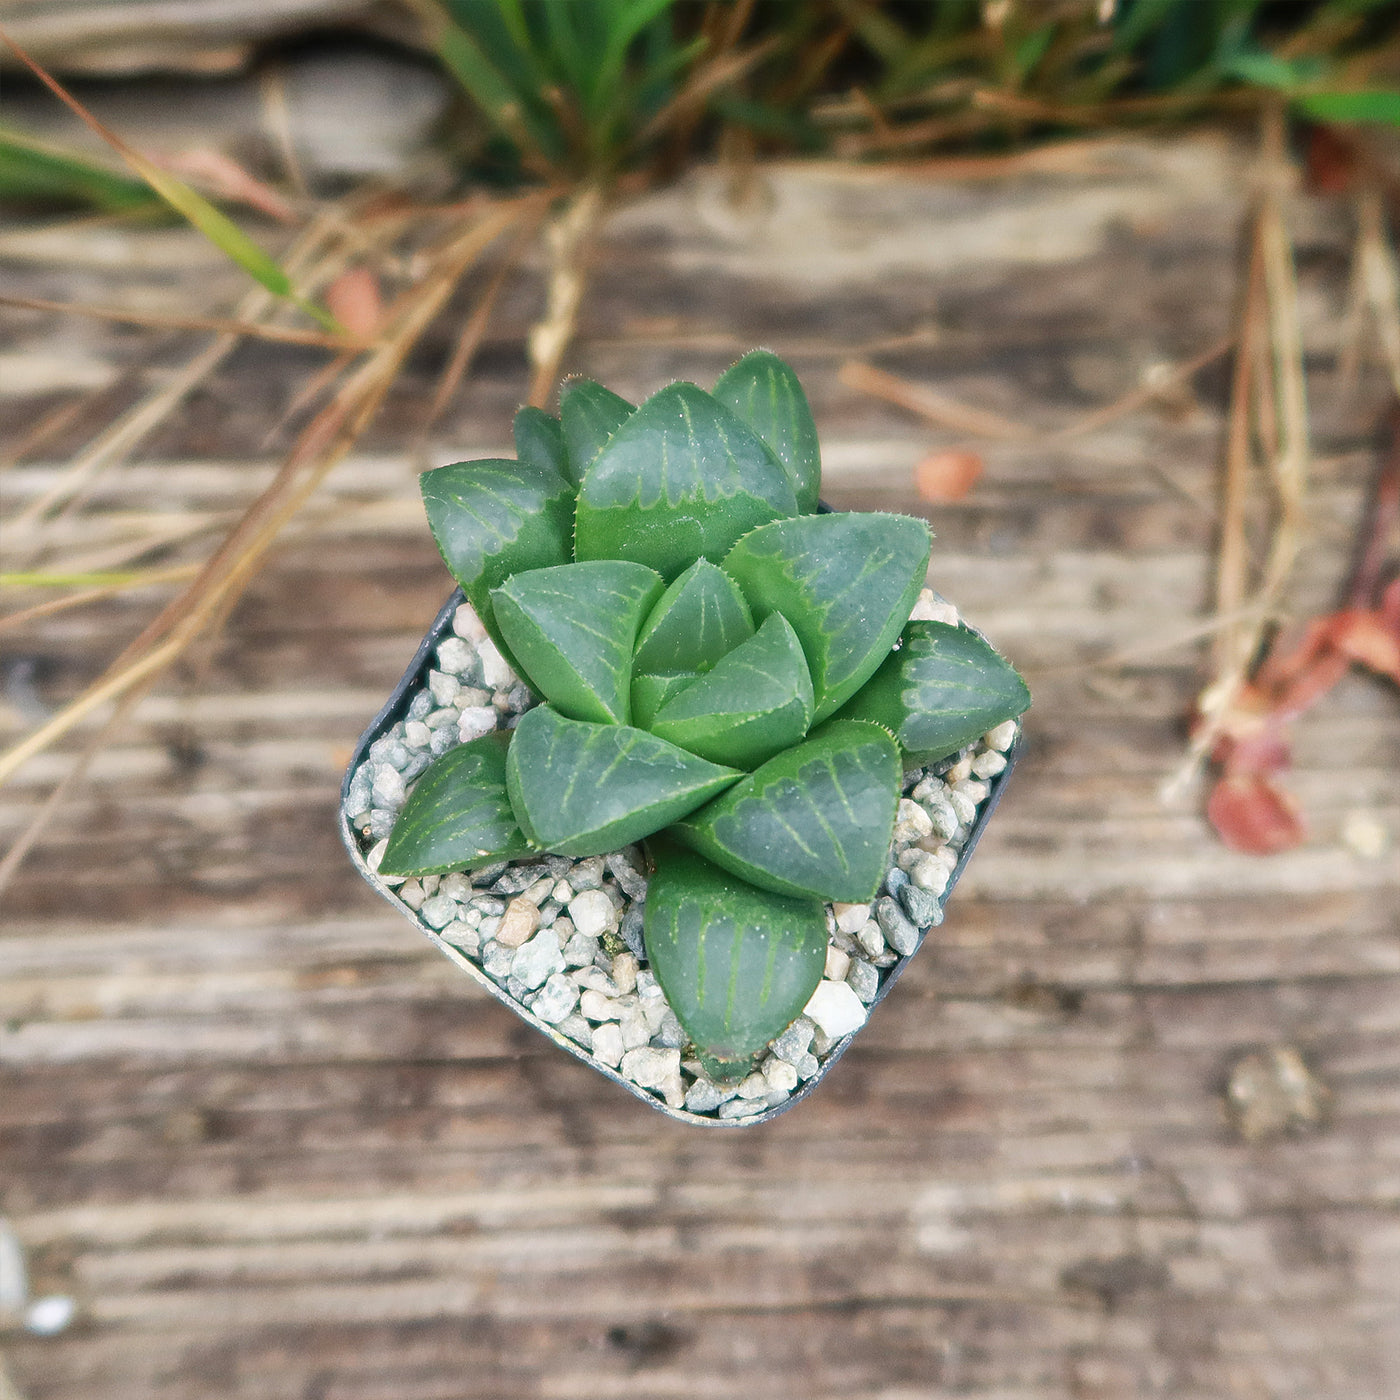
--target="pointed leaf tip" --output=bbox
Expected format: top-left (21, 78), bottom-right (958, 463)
top-left (673, 719), bottom-right (901, 903)
top-left (713, 350), bottom-right (821, 513)
top-left (380, 731), bottom-right (534, 876)
top-left (574, 381), bottom-right (798, 579)
top-left (505, 705), bottom-right (741, 858)
top-left (644, 841), bottom-right (827, 1066)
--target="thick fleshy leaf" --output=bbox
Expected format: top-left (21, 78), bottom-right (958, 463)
top-left (631, 558), bottom-right (755, 675)
top-left (505, 705), bottom-right (740, 857)
top-left (559, 378), bottom-right (634, 478)
top-left (631, 671), bottom-right (699, 730)
top-left (643, 840), bottom-right (827, 1074)
top-left (713, 350), bottom-right (821, 513)
top-left (673, 720), bottom-right (901, 903)
top-left (379, 732), bottom-right (533, 876)
top-left (491, 561), bottom-right (664, 725)
top-left (723, 512), bottom-right (931, 723)
top-left (835, 620), bottom-right (1030, 761)
top-left (420, 458), bottom-right (575, 668)
top-left (513, 405), bottom-right (570, 481)
top-left (650, 613), bottom-right (813, 769)
top-left (573, 381), bottom-right (798, 579)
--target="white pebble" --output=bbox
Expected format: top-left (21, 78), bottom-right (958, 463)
top-left (396, 879), bottom-right (426, 910)
top-left (984, 719), bottom-right (1018, 752)
top-left (24, 1295), bottom-right (75, 1336)
top-left (569, 889), bottom-right (616, 938)
top-left (945, 756), bottom-right (974, 785)
top-left (457, 706), bottom-right (498, 742)
top-left (764, 1059), bottom-right (799, 1094)
top-left (590, 1021), bottom-right (625, 1067)
top-left (404, 720), bottom-right (432, 750)
top-left (824, 945), bottom-right (851, 981)
top-left (419, 894), bottom-right (458, 929)
top-left (437, 636), bottom-right (475, 674)
top-left (619, 1001), bottom-right (651, 1050)
top-left (832, 902), bottom-right (870, 935)
top-left (803, 979), bottom-right (868, 1038)
top-left (894, 797), bottom-right (933, 843)
top-left (427, 669), bottom-right (461, 706)
top-left (737, 1071), bottom-right (770, 1100)
top-left (453, 603), bottom-right (488, 642)
top-left (620, 1047), bottom-right (684, 1106)
top-left (440, 873), bottom-right (471, 901)
top-left (579, 989), bottom-right (622, 1022)
top-left (611, 952), bottom-right (639, 995)
top-left (971, 749), bottom-right (1007, 779)
top-left (371, 765), bottom-right (405, 807)
top-left (855, 921), bottom-right (886, 959)
top-left (478, 637), bottom-right (515, 688)
top-left (948, 789), bottom-right (978, 825)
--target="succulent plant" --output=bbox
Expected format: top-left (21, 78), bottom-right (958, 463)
top-left (380, 352), bottom-right (1029, 1081)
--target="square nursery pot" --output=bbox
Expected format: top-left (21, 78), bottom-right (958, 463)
top-left (341, 588), bottom-right (1020, 1127)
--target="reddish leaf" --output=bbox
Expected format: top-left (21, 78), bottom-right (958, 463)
top-left (1328, 609), bottom-right (1400, 682)
top-left (1304, 126), bottom-right (1359, 195)
top-left (325, 267), bottom-right (382, 339)
top-left (915, 449), bottom-right (984, 503)
top-left (1207, 774), bottom-right (1306, 855)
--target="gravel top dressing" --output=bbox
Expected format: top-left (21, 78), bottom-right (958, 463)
top-left (343, 588), bottom-right (1020, 1126)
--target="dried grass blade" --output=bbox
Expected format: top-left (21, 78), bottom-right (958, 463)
top-left (838, 359), bottom-right (1036, 440)
top-left (0, 31), bottom-right (337, 331)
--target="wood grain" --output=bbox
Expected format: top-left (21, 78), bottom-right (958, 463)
top-left (2, 138), bottom-right (1399, 1400)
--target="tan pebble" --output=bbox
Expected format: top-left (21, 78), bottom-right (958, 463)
top-left (494, 897), bottom-right (540, 948)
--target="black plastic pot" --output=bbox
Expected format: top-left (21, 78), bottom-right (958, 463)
top-left (341, 590), bottom-right (1019, 1126)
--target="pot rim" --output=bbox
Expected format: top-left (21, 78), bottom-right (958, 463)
top-left (339, 586), bottom-right (1021, 1127)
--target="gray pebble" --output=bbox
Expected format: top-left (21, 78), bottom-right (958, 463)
top-left (494, 864), bottom-right (547, 896)
top-left (401, 753), bottom-right (430, 782)
top-left (366, 809), bottom-right (396, 839)
top-left (618, 903), bottom-right (646, 959)
top-left (569, 856), bottom-right (606, 891)
top-left (564, 931), bottom-right (599, 967)
top-left (876, 896), bottom-right (919, 956)
top-left (472, 863), bottom-right (508, 887)
top-left (718, 1097), bottom-right (764, 1120)
top-left (512, 929), bottom-right (564, 989)
top-left (425, 706), bottom-right (460, 731)
top-left (536, 898), bottom-right (561, 928)
top-left (407, 689), bottom-right (434, 721)
top-left (898, 883), bottom-right (943, 932)
top-left (429, 727), bottom-right (456, 756)
top-left (652, 1009), bottom-right (687, 1049)
top-left (532, 972), bottom-right (578, 1024)
top-left (344, 765), bottom-right (373, 818)
top-left (794, 1051), bottom-right (820, 1080)
top-left (556, 1013), bottom-right (593, 1046)
top-left (846, 958), bottom-right (879, 1003)
top-left (481, 942), bottom-right (514, 981)
top-left (685, 1078), bottom-right (737, 1113)
top-left (771, 1018), bottom-right (815, 1065)
top-left (606, 849), bottom-right (648, 899)
top-left (419, 894), bottom-right (458, 929)
top-left (884, 866), bottom-right (910, 900)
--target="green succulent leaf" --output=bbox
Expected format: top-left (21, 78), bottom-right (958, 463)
top-left (631, 671), bottom-right (699, 730)
top-left (512, 405), bottom-right (570, 482)
top-left (379, 731), bottom-right (534, 877)
top-left (573, 381), bottom-right (799, 579)
top-left (836, 620), bottom-right (1029, 761)
top-left (672, 719), bottom-right (901, 904)
top-left (713, 350), bottom-right (821, 514)
top-left (420, 458), bottom-right (576, 668)
top-left (505, 704), bottom-right (741, 857)
top-left (631, 558), bottom-right (755, 675)
top-left (643, 840), bottom-right (827, 1073)
top-left (650, 613), bottom-right (813, 769)
top-left (559, 378), bottom-right (634, 478)
top-left (491, 561), bottom-right (664, 725)
top-left (723, 512), bottom-right (932, 723)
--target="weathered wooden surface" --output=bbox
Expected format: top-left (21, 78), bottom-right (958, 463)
top-left (3, 136), bottom-right (1400, 1399)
